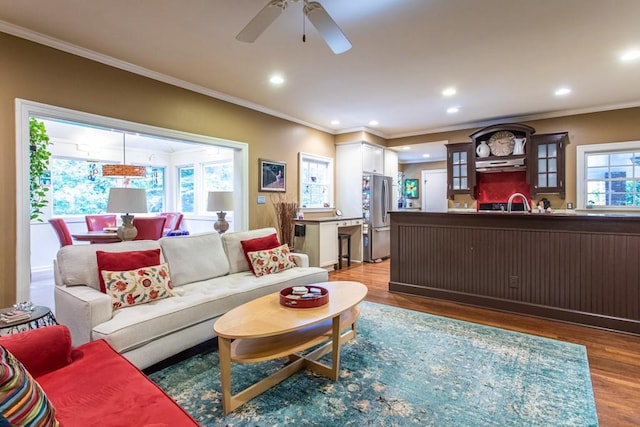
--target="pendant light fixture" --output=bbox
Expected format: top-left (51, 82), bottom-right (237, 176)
top-left (102, 131), bottom-right (146, 178)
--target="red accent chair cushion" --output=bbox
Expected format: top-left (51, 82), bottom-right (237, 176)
top-left (241, 233), bottom-right (281, 274)
top-left (96, 249), bottom-right (161, 293)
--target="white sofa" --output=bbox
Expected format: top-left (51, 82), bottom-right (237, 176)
top-left (53, 228), bottom-right (328, 369)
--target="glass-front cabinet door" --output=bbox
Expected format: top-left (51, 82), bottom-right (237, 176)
top-left (530, 133), bottom-right (567, 198)
top-left (446, 142), bottom-right (475, 199)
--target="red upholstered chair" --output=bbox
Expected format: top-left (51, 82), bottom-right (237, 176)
top-left (159, 212), bottom-right (183, 232)
top-left (85, 214), bottom-right (117, 231)
top-left (133, 217), bottom-right (166, 240)
top-left (49, 218), bottom-right (73, 247)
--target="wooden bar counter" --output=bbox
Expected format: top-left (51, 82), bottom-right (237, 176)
top-left (389, 211), bottom-right (640, 335)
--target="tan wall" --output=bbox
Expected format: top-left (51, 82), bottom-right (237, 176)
top-left (0, 33), bottom-right (334, 305)
top-left (390, 108), bottom-right (640, 209)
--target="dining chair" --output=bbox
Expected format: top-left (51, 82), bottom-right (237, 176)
top-left (133, 217), bottom-right (167, 240)
top-left (48, 218), bottom-right (73, 247)
top-left (85, 214), bottom-right (117, 231)
top-left (159, 212), bottom-right (183, 232)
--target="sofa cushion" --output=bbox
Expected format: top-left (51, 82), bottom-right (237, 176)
top-left (159, 232), bottom-right (229, 286)
top-left (222, 227), bottom-right (279, 273)
top-left (35, 339), bottom-right (199, 426)
top-left (241, 232), bottom-right (280, 274)
top-left (96, 249), bottom-right (161, 293)
top-left (56, 241), bottom-right (162, 291)
top-left (247, 244), bottom-right (297, 277)
top-left (103, 263), bottom-right (174, 310)
top-left (91, 266), bottom-right (329, 354)
top-left (0, 346), bottom-right (59, 426)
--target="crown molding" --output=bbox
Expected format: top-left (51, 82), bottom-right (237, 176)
top-left (0, 21), bottom-right (334, 135)
top-left (389, 101), bottom-right (640, 139)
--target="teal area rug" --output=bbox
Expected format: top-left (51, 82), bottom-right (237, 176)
top-left (149, 302), bottom-right (598, 426)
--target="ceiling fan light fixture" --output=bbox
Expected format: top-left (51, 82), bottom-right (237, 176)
top-left (303, 1), bottom-right (351, 54)
top-left (236, 0), bottom-right (351, 54)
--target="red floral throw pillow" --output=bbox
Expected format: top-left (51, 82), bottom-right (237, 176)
top-left (96, 249), bottom-right (161, 293)
top-left (240, 233), bottom-right (281, 274)
top-left (102, 263), bottom-right (173, 311)
top-left (247, 244), bottom-right (297, 277)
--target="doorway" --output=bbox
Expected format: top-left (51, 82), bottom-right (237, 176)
top-left (16, 99), bottom-right (250, 302)
top-left (421, 169), bottom-right (448, 212)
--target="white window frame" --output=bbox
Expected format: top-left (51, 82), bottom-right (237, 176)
top-left (576, 140), bottom-right (640, 211)
top-left (298, 152), bottom-right (334, 212)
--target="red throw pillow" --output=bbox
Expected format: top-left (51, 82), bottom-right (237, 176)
top-left (240, 233), bottom-right (281, 274)
top-left (96, 249), bottom-right (161, 293)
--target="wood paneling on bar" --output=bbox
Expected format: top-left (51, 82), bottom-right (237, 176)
top-left (390, 212), bottom-right (640, 334)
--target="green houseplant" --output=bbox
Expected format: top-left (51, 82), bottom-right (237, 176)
top-left (29, 118), bottom-right (52, 222)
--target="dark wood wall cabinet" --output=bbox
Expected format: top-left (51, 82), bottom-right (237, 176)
top-left (446, 142), bottom-right (474, 199)
top-left (445, 123), bottom-right (568, 199)
top-left (390, 211), bottom-right (640, 335)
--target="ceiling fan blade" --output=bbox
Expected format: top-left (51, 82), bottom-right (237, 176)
top-left (304, 1), bottom-right (351, 54)
top-left (236, 0), bottom-right (287, 43)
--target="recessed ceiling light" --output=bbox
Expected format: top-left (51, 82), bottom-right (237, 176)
top-left (269, 74), bottom-right (285, 85)
top-left (402, 146), bottom-right (410, 151)
top-left (422, 153), bottom-right (430, 158)
top-left (447, 107), bottom-right (459, 114)
top-left (330, 120), bottom-right (340, 125)
top-left (369, 120), bottom-right (379, 126)
top-left (554, 87), bottom-right (571, 96)
top-left (620, 49), bottom-right (640, 62)
top-left (442, 87), bottom-right (457, 97)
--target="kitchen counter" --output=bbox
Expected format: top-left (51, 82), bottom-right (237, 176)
top-left (389, 211), bottom-right (640, 335)
top-left (295, 216), bottom-right (362, 222)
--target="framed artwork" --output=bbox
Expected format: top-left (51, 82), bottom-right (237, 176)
top-left (404, 178), bottom-right (419, 199)
top-left (259, 159), bottom-right (286, 192)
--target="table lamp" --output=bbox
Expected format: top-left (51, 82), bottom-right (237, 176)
top-left (207, 191), bottom-right (234, 234)
top-left (107, 187), bottom-right (148, 241)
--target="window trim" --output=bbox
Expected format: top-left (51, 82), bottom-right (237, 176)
top-left (298, 152), bottom-right (334, 212)
top-left (576, 140), bottom-right (640, 211)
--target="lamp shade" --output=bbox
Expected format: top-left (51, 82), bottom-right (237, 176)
top-left (106, 188), bottom-right (148, 214)
top-left (207, 191), bottom-right (234, 212)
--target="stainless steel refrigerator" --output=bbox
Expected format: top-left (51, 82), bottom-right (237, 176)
top-left (362, 174), bottom-right (393, 262)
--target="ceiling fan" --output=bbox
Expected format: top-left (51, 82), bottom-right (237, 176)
top-left (236, 0), bottom-right (352, 54)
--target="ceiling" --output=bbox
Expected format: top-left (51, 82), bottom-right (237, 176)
top-left (2, 0), bottom-right (640, 163)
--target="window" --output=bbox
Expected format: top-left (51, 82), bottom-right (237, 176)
top-left (178, 166), bottom-right (195, 213)
top-left (299, 152), bottom-right (333, 210)
top-left (577, 141), bottom-right (640, 209)
top-left (51, 158), bottom-right (165, 215)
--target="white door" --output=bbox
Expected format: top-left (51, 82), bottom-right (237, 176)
top-left (421, 169), bottom-right (448, 212)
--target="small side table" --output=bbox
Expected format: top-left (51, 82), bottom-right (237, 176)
top-left (0, 306), bottom-right (58, 336)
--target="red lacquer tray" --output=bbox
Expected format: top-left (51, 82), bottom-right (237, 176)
top-left (279, 286), bottom-right (329, 308)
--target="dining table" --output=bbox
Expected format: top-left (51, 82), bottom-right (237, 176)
top-left (71, 230), bottom-right (122, 244)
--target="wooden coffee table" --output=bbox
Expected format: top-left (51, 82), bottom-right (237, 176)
top-left (213, 281), bottom-right (368, 414)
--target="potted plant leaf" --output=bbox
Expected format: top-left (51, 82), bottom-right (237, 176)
top-left (29, 118), bottom-right (52, 222)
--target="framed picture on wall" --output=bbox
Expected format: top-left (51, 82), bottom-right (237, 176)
top-left (259, 159), bottom-right (286, 192)
top-left (404, 179), bottom-right (419, 199)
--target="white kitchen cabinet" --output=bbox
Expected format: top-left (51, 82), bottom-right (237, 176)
top-left (336, 142), bottom-right (388, 218)
top-left (362, 143), bottom-right (384, 174)
top-left (384, 149), bottom-right (399, 208)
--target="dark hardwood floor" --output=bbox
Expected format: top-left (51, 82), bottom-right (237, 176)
top-left (329, 259), bottom-right (640, 427)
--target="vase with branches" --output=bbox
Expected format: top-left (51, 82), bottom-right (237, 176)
top-left (271, 194), bottom-right (298, 249)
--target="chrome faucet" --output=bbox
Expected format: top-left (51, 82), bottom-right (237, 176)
top-left (507, 192), bottom-right (531, 213)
